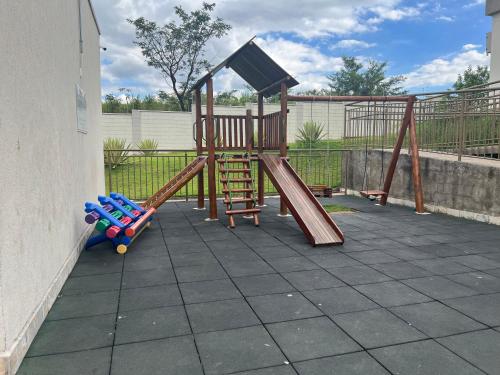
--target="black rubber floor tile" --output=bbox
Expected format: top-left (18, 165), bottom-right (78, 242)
top-left (26, 314), bottom-right (115, 357)
top-left (348, 250), bottom-right (400, 265)
top-left (410, 258), bottom-right (473, 275)
top-left (248, 292), bottom-right (323, 323)
top-left (304, 287), bottom-right (378, 315)
top-left (327, 265), bottom-right (392, 285)
top-left (186, 298), bottom-right (260, 333)
top-left (266, 316), bottom-right (361, 362)
top-left (268, 257), bottom-right (320, 272)
top-left (223, 260), bottom-right (275, 277)
top-left (253, 245), bottom-right (300, 260)
top-left (71, 260), bottom-right (123, 277)
top-left (333, 308), bottom-right (426, 349)
top-left (282, 269), bottom-right (345, 290)
top-left (180, 278), bottom-right (241, 304)
top-left (369, 340), bottom-right (483, 375)
top-left (402, 276), bottom-right (479, 300)
top-left (307, 254), bottom-right (362, 268)
top-left (18, 347), bottom-right (112, 375)
top-left (195, 325), bottom-right (286, 374)
top-left (442, 293), bottom-right (500, 326)
top-left (119, 284), bottom-right (182, 312)
top-left (354, 281), bottom-right (431, 307)
top-left (446, 272), bottom-right (500, 293)
top-left (111, 335), bottom-right (203, 375)
top-left (175, 263), bottom-right (228, 282)
top-left (438, 330), bottom-right (500, 375)
top-left (123, 255), bottom-right (172, 272)
top-left (47, 291), bottom-right (118, 320)
top-left (294, 351), bottom-right (389, 375)
top-left (447, 255), bottom-right (500, 270)
top-left (390, 301), bottom-right (486, 337)
top-left (232, 365), bottom-right (297, 374)
top-left (371, 261), bottom-right (433, 279)
top-left (62, 273), bottom-right (122, 295)
top-left (233, 273), bottom-right (295, 297)
top-left (170, 251), bottom-right (219, 267)
top-left (115, 305), bottom-right (190, 344)
top-left (121, 267), bottom-right (176, 289)
top-left (381, 247), bottom-right (437, 261)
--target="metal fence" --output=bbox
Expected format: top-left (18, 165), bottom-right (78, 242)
top-left (344, 85), bottom-right (500, 160)
top-left (104, 149), bottom-right (344, 201)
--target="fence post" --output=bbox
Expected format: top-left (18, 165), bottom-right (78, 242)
top-left (106, 151), bottom-right (113, 194)
top-left (458, 94), bottom-right (466, 161)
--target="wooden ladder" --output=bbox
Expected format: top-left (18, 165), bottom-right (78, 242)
top-left (218, 154), bottom-right (260, 228)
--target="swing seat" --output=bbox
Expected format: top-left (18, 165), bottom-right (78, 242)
top-left (359, 190), bottom-right (387, 199)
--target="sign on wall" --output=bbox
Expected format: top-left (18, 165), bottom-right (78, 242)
top-left (76, 84), bottom-right (87, 133)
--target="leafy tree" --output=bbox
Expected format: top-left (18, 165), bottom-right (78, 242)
top-left (327, 56), bottom-right (406, 96)
top-left (128, 2), bottom-right (231, 111)
top-left (453, 65), bottom-right (489, 90)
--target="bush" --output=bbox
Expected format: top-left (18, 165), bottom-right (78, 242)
top-left (137, 139), bottom-right (159, 156)
top-left (103, 138), bottom-right (131, 168)
top-left (296, 121), bottom-right (325, 147)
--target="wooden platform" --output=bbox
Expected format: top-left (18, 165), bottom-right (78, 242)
top-left (260, 155), bottom-right (344, 246)
top-left (359, 190), bottom-right (387, 199)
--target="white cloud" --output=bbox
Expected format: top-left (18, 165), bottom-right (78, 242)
top-left (463, 43), bottom-right (482, 50)
top-left (404, 48), bottom-right (490, 89)
top-left (92, 0), bottom-right (424, 95)
top-left (331, 39), bottom-right (376, 50)
top-left (464, 0), bottom-right (485, 8)
top-left (436, 15), bottom-right (454, 22)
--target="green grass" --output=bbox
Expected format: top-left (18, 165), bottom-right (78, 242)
top-left (104, 149), bottom-right (344, 201)
top-left (322, 204), bottom-right (353, 213)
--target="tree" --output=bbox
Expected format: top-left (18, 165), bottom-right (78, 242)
top-left (327, 56), bottom-right (406, 96)
top-left (128, 3), bottom-right (231, 111)
top-left (453, 65), bottom-right (489, 90)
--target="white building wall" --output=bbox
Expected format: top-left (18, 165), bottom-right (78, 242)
top-left (102, 102), bottom-right (346, 148)
top-left (0, 1), bottom-right (102, 374)
top-left (490, 12), bottom-right (500, 82)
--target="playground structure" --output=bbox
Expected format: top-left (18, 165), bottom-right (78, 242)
top-left (84, 193), bottom-right (156, 254)
top-left (91, 38), bottom-right (426, 248)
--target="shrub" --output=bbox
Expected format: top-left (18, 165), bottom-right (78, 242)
top-left (296, 121), bottom-right (325, 147)
top-left (137, 139), bottom-right (159, 156)
top-left (103, 138), bottom-right (131, 168)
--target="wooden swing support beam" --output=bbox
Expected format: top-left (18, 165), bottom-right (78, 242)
top-left (287, 94), bottom-right (425, 214)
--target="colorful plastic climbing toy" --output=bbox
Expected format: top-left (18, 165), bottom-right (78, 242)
top-left (84, 193), bottom-right (155, 254)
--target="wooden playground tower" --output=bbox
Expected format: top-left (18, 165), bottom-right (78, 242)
top-left (141, 38), bottom-right (425, 246)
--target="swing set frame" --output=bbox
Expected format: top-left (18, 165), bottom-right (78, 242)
top-left (287, 94), bottom-right (425, 214)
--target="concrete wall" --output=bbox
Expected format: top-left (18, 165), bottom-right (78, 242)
top-left (0, 1), bottom-right (102, 373)
top-left (344, 150), bottom-right (500, 223)
top-left (490, 12), bottom-right (500, 82)
top-left (101, 101), bottom-right (346, 149)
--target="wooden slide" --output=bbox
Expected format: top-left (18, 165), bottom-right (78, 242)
top-left (142, 156), bottom-right (207, 209)
top-left (261, 154), bottom-right (344, 246)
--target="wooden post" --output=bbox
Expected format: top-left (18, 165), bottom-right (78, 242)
top-left (279, 82), bottom-right (288, 215)
top-left (246, 109), bottom-right (253, 210)
top-left (206, 78), bottom-right (218, 219)
top-left (380, 97), bottom-right (414, 206)
top-left (408, 110), bottom-right (425, 213)
top-left (195, 89), bottom-right (204, 209)
top-left (257, 94), bottom-right (265, 206)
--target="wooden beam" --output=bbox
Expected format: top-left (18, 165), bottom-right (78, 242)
top-left (408, 111), bottom-right (425, 213)
top-left (195, 89), bottom-right (204, 209)
top-left (256, 75), bottom-right (290, 95)
top-left (287, 95), bottom-right (410, 103)
top-left (257, 94), bottom-right (264, 206)
top-left (380, 97), bottom-right (414, 206)
top-left (280, 82), bottom-right (288, 215)
top-left (206, 78), bottom-right (218, 219)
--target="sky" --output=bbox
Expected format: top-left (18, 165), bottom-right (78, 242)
top-left (93, 0), bottom-right (491, 99)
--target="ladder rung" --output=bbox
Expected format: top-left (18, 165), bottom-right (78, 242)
top-left (220, 168), bottom-right (251, 173)
top-left (224, 198), bottom-right (254, 204)
top-left (223, 188), bottom-right (253, 193)
top-left (226, 208), bottom-right (261, 215)
top-left (221, 178), bottom-right (252, 183)
top-left (217, 159), bottom-right (250, 164)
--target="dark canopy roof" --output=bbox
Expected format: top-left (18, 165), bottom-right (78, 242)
top-left (191, 38), bottom-right (299, 97)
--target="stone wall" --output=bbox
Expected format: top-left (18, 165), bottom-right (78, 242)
top-left (344, 150), bottom-right (500, 223)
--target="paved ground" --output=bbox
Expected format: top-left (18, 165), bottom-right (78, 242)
top-left (19, 196), bottom-right (500, 375)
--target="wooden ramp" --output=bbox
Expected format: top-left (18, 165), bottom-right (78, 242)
top-left (261, 154), bottom-right (344, 246)
top-left (142, 156), bottom-right (207, 209)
